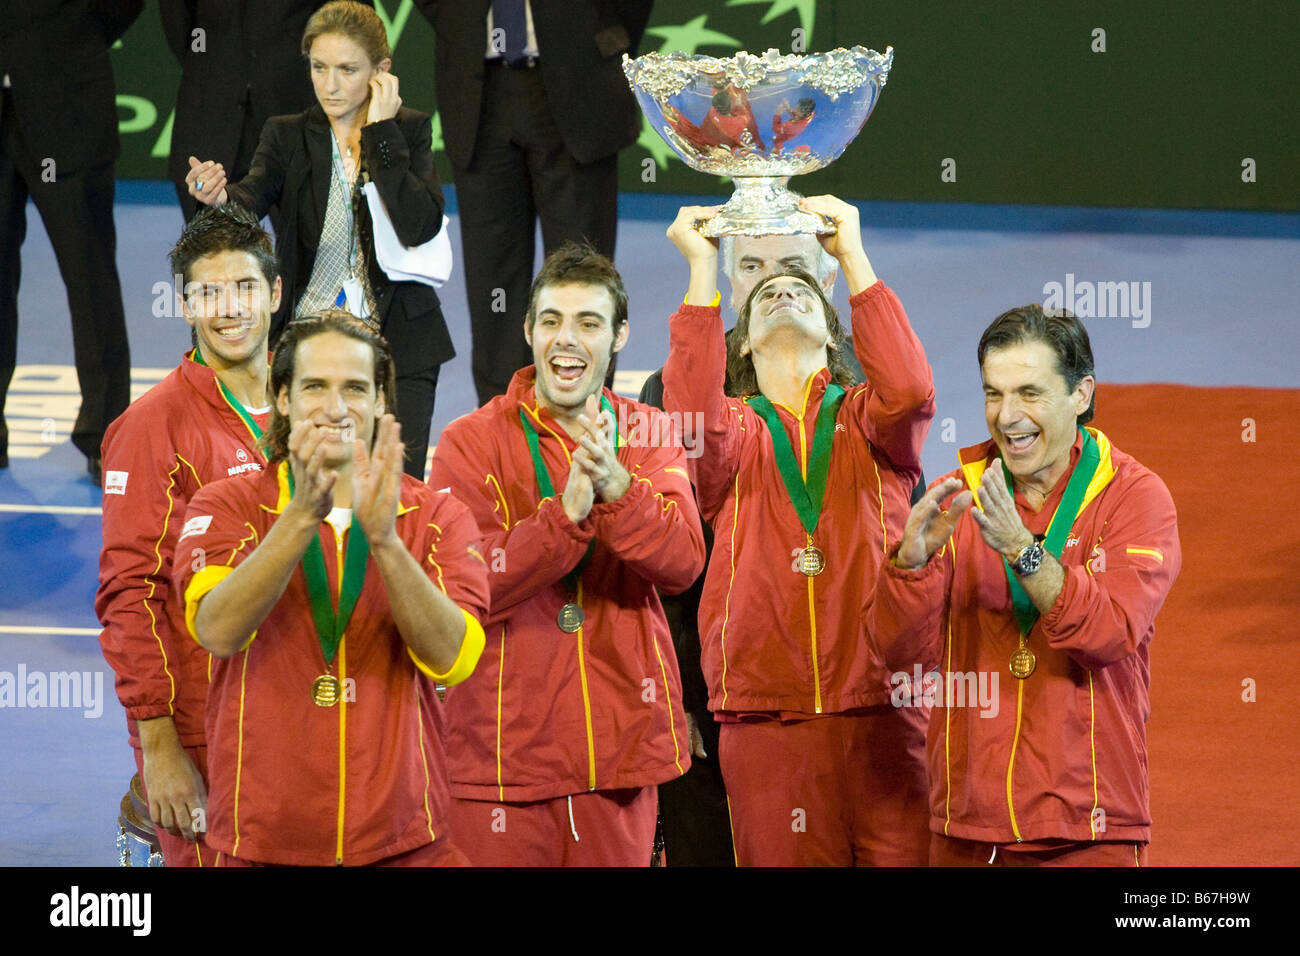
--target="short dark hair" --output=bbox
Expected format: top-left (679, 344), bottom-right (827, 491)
top-left (526, 241), bottom-right (628, 334)
top-left (977, 304), bottom-right (1096, 425)
top-left (169, 203), bottom-right (278, 290)
top-left (263, 310), bottom-right (399, 464)
top-left (727, 267), bottom-right (858, 398)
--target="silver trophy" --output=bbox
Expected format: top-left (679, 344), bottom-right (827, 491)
top-left (624, 47), bottom-right (893, 236)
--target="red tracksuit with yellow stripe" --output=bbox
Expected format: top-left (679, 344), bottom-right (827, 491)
top-left (96, 350), bottom-right (268, 865)
top-left (97, 350), bottom-right (267, 751)
top-left (662, 281), bottom-right (935, 865)
top-left (427, 370), bottom-right (704, 813)
top-left (663, 282), bottom-right (934, 716)
top-left (172, 462), bottom-right (490, 866)
top-left (867, 430), bottom-right (1181, 847)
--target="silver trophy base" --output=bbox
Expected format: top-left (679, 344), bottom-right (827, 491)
top-left (698, 176), bottom-right (838, 237)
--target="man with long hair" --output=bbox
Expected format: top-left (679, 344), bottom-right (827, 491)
top-left (664, 196), bottom-right (935, 866)
top-left (173, 312), bottom-right (488, 865)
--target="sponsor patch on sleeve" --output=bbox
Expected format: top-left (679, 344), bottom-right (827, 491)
top-left (178, 515), bottom-right (213, 542)
top-left (104, 470), bottom-right (128, 495)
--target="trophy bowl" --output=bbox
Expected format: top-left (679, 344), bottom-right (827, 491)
top-left (624, 46), bottom-right (893, 236)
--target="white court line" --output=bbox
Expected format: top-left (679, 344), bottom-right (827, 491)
top-left (0, 504), bottom-right (102, 515)
top-left (0, 625), bottom-right (101, 636)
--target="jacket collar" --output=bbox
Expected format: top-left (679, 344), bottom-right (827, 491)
top-left (958, 426), bottom-right (1117, 516)
top-left (507, 366), bottom-right (619, 453)
top-left (182, 348), bottom-right (273, 457)
top-left (748, 366), bottom-right (833, 422)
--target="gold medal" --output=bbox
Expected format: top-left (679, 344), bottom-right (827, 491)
top-left (1009, 644), bottom-right (1036, 680)
top-left (557, 603), bottom-right (584, 633)
top-left (798, 545), bottom-right (826, 577)
top-left (311, 673), bottom-right (342, 707)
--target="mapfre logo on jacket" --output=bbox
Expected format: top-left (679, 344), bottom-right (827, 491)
top-left (227, 446), bottom-right (263, 477)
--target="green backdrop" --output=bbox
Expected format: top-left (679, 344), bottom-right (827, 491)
top-left (112, 0), bottom-right (1298, 212)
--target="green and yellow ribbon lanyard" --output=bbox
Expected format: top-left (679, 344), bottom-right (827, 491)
top-left (749, 383), bottom-right (846, 576)
top-left (285, 466), bottom-right (369, 705)
top-left (1000, 426), bottom-right (1100, 678)
top-left (193, 347), bottom-right (265, 443)
top-left (518, 396), bottom-right (618, 632)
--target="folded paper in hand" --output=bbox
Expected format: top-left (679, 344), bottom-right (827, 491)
top-left (363, 181), bottom-right (453, 288)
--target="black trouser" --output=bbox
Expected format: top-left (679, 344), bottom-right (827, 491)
top-left (0, 87), bottom-right (130, 461)
top-left (394, 363), bottom-right (439, 481)
top-left (455, 61), bottom-right (619, 405)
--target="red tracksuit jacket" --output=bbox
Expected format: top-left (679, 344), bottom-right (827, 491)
top-left (173, 463), bottom-right (491, 865)
top-left (662, 281), bottom-right (935, 716)
top-left (867, 431), bottom-right (1181, 844)
top-left (97, 350), bottom-right (268, 749)
top-left (428, 370), bottom-right (705, 802)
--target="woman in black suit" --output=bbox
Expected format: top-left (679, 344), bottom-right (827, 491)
top-left (186, 0), bottom-right (451, 478)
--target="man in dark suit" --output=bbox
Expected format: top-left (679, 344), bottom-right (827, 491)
top-left (415, 0), bottom-right (654, 405)
top-left (160, 1), bottom-right (372, 223)
top-left (0, 0), bottom-right (142, 478)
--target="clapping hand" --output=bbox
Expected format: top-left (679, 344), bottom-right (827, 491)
top-left (894, 476), bottom-right (973, 570)
top-left (352, 414), bottom-right (404, 546)
top-left (970, 460), bottom-right (1035, 560)
top-left (573, 393), bottom-right (630, 503)
top-left (285, 420), bottom-right (340, 523)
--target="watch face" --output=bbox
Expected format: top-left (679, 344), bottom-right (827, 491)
top-left (1014, 543), bottom-right (1045, 575)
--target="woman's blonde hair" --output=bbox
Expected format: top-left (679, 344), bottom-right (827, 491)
top-left (302, 1), bottom-right (391, 66)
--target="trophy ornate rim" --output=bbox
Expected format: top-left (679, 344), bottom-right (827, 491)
top-left (622, 46), bottom-right (893, 103)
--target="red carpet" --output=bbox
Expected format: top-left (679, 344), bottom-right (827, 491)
top-left (1097, 384), bottom-right (1300, 865)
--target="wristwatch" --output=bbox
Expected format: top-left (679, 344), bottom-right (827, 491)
top-left (1009, 538), bottom-right (1046, 576)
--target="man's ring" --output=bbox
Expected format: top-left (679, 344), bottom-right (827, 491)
top-left (196, 181), bottom-right (204, 192)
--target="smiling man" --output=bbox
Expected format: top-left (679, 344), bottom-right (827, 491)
top-left (97, 204), bottom-right (282, 866)
top-left (172, 311), bottom-right (488, 866)
top-left (663, 197), bottom-right (935, 867)
top-left (870, 304), bottom-right (1182, 866)
top-left (429, 242), bottom-right (704, 866)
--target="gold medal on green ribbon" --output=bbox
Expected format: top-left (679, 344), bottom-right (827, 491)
top-left (518, 396), bottom-right (617, 633)
top-left (286, 466), bottom-right (368, 698)
top-left (1000, 427), bottom-right (1102, 679)
top-left (1009, 644), bottom-right (1037, 680)
top-left (750, 385), bottom-right (845, 578)
top-left (557, 603), bottom-right (585, 633)
top-left (798, 545), bottom-right (826, 577)
top-left (311, 673), bottom-right (342, 707)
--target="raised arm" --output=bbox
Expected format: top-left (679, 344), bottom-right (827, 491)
top-left (362, 86), bottom-right (445, 246)
top-left (800, 195), bottom-right (935, 476)
top-left (215, 118), bottom-right (293, 217)
top-left (662, 205), bottom-right (745, 514)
